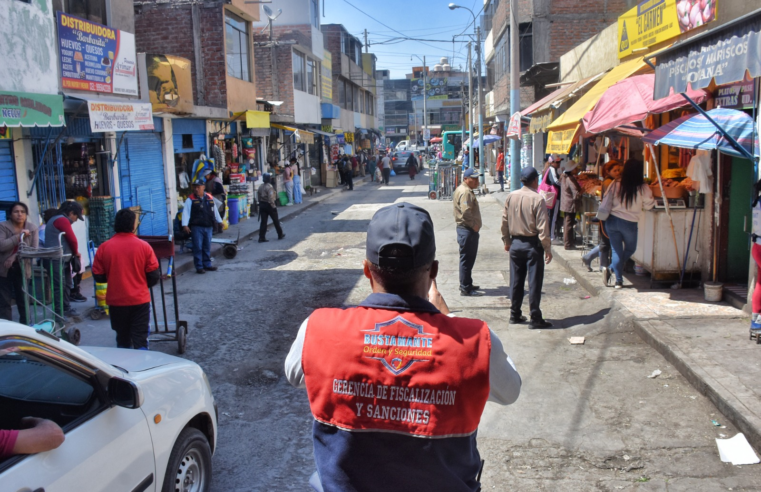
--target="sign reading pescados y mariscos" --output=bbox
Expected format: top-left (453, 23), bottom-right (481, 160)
top-left (57, 13), bottom-right (138, 96)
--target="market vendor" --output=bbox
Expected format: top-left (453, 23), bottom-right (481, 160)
top-left (203, 169), bottom-right (226, 234)
top-left (182, 180), bottom-right (222, 274)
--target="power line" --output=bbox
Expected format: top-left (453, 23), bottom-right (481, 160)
top-left (339, 0), bottom-right (443, 51)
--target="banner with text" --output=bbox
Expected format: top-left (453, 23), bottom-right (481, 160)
top-left (617, 0), bottom-right (717, 59)
top-left (58, 12), bottom-right (138, 95)
top-left (87, 101), bottom-right (154, 132)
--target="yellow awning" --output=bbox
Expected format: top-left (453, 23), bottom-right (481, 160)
top-left (545, 56), bottom-right (649, 154)
top-left (271, 123), bottom-right (296, 132)
top-left (299, 130), bottom-right (314, 144)
top-left (245, 110), bottom-right (270, 129)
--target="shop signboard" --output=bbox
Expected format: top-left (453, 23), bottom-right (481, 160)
top-left (146, 54), bottom-right (193, 113)
top-left (344, 132), bottom-right (354, 143)
top-left (322, 51), bottom-right (333, 102)
top-left (617, 0), bottom-right (718, 59)
top-left (321, 124), bottom-right (333, 133)
top-left (714, 76), bottom-right (756, 109)
top-left (57, 13), bottom-right (138, 95)
top-left (423, 128), bottom-right (431, 141)
top-left (411, 77), bottom-right (454, 101)
top-left (506, 112), bottom-right (522, 140)
top-left (87, 100), bottom-right (154, 132)
top-left (0, 91), bottom-right (65, 127)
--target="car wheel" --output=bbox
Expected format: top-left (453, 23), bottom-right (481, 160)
top-left (162, 428), bottom-right (212, 492)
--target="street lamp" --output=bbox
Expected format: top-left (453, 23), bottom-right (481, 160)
top-left (411, 54), bottom-right (428, 158)
top-left (448, 3), bottom-right (484, 187)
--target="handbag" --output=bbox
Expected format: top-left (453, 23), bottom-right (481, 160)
top-left (537, 177), bottom-right (557, 209)
top-left (596, 183), bottom-right (617, 221)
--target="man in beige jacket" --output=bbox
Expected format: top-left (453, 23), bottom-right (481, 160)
top-left (453, 168), bottom-right (483, 296)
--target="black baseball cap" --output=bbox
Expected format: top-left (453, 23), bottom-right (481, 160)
top-left (520, 166), bottom-right (539, 182)
top-left (366, 202), bottom-right (435, 269)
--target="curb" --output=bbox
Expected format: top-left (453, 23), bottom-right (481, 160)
top-left (174, 176), bottom-right (371, 277)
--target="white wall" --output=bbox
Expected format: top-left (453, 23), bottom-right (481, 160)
top-left (311, 26), bottom-right (324, 60)
top-left (294, 91), bottom-right (321, 124)
top-left (253, 0), bottom-right (310, 27)
top-left (163, 117), bottom-right (178, 229)
top-left (12, 128), bottom-right (40, 223)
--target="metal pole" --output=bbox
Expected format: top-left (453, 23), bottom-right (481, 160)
top-left (467, 42), bottom-right (473, 166)
top-left (364, 29), bottom-right (368, 53)
top-left (476, 26), bottom-right (484, 186)
top-left (509, 0), bottom-right (521, 190)
top-left (270, 20), bottom-right (279, 101)
top-left (461, 80), bottom-right (466, 161)
top-left (423, 56), bottom-right (428, 158)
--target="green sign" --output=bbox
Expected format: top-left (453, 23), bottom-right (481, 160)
top-left (0, 91), bottom-right (65, 127)
top-left (441, 125), bottom-right (461, 132)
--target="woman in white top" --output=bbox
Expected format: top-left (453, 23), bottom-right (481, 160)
top-left (604, 159), bottom-right (655, 288)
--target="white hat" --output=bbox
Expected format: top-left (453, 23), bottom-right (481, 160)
top-left (562, 160), bottom-right (579, 173)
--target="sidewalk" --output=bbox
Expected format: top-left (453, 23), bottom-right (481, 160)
top-left (492, 191), bottom-right (761, 454)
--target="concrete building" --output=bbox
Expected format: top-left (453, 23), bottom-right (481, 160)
top-left (375, 69), bottom-right (390, 137)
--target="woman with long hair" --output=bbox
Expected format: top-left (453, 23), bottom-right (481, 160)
top-left (604, 159), bottom-right (655, 288)
top-left (0, 202), bottom-right (38, 324)
top-left (582, 160), bottom-right (622, 277)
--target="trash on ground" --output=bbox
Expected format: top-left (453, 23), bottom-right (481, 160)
top-left (712, 420), bottom-right (721, 427)
top-left (581, 295), bottom-right (591, 299)
top-left (568, 337), bottom-right (585, 345)
top-left (716, 433), bottom-right (760, 465)
top-left (320, 251), bottom-right (328, 256)
top-left (647, 369), bottom-right (662, 379)
top-left (563, 278), bottom-right (577, 285)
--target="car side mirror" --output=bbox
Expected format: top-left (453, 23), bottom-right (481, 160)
top-left (108, 378), bottom-right (143, 409)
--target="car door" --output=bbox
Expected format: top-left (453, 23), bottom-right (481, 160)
top-left (0, 338), bottom-right (156, 492)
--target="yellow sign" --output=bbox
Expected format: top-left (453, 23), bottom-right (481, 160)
top-left (146, 54), bottom-right (194, 113)
top-left (344, 132), bottom-right (354, 143)
top-left (322, 51), bottom-right (333, 102)
top-left (321, 125), bottom-right (333, 133)
top-left (546, 127), bottom-right (579, 155)
top-left (245, 110), bottom-right (270, 129)
top-left (617, 0), bottom-right (717, 59)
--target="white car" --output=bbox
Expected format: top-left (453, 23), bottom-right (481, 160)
top-left (0, 322), bottom-right (217, 492)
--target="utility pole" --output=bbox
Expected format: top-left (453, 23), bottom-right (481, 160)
top-left (364, 29), bottom-right (368, 53)
top-left (476, 26), bottom-right (484, 187)
top-left (422, 56), bottom-right (428, 157)
top-left (461, 81), bottom-right (466, 160)
top-left (467, 42), bottom-right (473, 164)
top-left (509, 0), bottom-right (521, 190)
top-left (270, 18), bottom-right (278, 101)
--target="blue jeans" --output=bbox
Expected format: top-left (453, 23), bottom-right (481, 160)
top-left (498, 170), bottom-right (504, 190)
top-left (605, 215), bottom-right (638, 283)
top-left (191, 226), bottom-right (213, 271)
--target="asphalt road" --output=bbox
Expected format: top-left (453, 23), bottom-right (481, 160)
top-left (81, 170), bottom-right (761, 490)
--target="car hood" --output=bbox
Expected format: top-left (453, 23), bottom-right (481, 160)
top-left (83, 346), bottom-right (185, 373)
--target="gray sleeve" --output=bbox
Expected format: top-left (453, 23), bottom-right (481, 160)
top-left (284, 318), bottom-right (309, 388)
top-left (488, 328), bottom-right (522, 405)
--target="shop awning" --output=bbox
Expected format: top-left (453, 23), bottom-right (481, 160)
top-left (65, 93), bottom-right (154, 133)
top-left (581, 74), bottom-right (709, 135)
top-left (272, 123), bottom-right (314, 144)
top-left (0, 91), bottom-right (65, 127)
top-left (244, 110), bottom-right (270, 129)
top-left (545, 57), bottom-right (650, 153)
top-left (524, 74), bottom-right (605, 134)
top-left (648, 8), bottom-right (761, 100)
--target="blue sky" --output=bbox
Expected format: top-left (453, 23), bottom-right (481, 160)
top-left (321, 0), bottom-right (483, 79)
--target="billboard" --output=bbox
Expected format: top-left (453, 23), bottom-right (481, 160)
top-left (410, 77), bottom-right (460, 101)
top-left (57, 12), bottom-right (138, 95)
top-left (617, 0), bottom-right (717, 59)
top-left (322, 51), bottom-right (333, 102)
top-left (146, 54), bottom-right (194, 113)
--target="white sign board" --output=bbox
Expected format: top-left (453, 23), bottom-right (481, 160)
top-left (423, 128), bottom-right (431, 141)
top-left (88, 101), bottom-right (154, 132)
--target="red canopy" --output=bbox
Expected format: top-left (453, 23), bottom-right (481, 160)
top-left (581, 74), bottom-right (709, 135)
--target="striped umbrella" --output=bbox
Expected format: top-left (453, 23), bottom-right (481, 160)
top-left (643, 108), bottom-right (759, 159)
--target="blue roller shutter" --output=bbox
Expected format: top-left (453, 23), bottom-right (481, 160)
top-left (118, 131), bottom-right (168, 235)
top-left (171, 119), bottom-right (207, 155)
top-left (0, 141), bottom-right (19, 221)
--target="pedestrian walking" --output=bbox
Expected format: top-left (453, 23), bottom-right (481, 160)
top-left (406, 152), bottom-right (418, 180)
top-left (292, 159), bottom-right (303, 204)
top-left (44, 201), bottom-right (84, 320)
top-left (257, 173), bottom-right (285, 243)
top-left (560, 160), bottom-right (582, 250)
top-left (284, 202), bottom-right (521, 492)
top-left (496, 147), bottom-right (505, 192)
top-left (380, 153), bottom-right (392, 185)
top-left (453, 168), bottom-right (483, 296)
top-left (92, 208), bottom-right (160, 350)
top-left (0, 202), bottom-right (38, 325)
top-left (599, 159), bottom-right (655, 289)
top-left (542, 154), bottom-right (562, 242)
top-left (284, 160), bottom-right (295, 205)
top-left (182, 179), bottom-right (223, 274)
top-left (501, 167), bottom-right (553, 329)
top-left (462, 147), bottom-right (470, 170)
top-left (203, 169), bottom-right (226, 233)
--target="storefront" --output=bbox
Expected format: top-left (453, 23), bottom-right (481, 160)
top-left (172, 118), bottom-right (208, 210)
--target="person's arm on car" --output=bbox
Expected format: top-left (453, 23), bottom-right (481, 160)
top-left (12, 418), bottom-right (65, 455)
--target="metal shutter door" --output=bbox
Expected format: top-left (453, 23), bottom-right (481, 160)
top-left (118, 133), bottom-right (168, 235)
top-left (0, 142), bottom-right (19, 221)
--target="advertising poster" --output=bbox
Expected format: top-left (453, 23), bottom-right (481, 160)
top-left (617, 0), bottom-right (717, 59)
top-left (58, 12), bottom-right (138, 95)
top-left (87, 101), bottom-right (154, 132)
top-left (322, 51), bottom-right (333, 102)
top-left (715, 76), bottom-right (756, 109)
top-left (146, 54), bottom-right (193, 113)
top-left (411, 77), bottom-right (453, 101)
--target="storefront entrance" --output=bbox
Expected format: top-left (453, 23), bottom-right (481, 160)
top-left (720, 155), bottom-right (753, 284)
top-left (0, 141), bottom-right (19, 220)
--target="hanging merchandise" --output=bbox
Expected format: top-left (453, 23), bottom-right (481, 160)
top-left (232, 142), bottom-right (238, 159)
top-left (212, 138), bottom-right (224, 171)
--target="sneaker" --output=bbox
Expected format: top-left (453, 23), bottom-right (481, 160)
top-left (529, 319), bottom-right (553, 329)
top-left (64, 308), bottom-right (79, 317)
top-left (460, 289), bottom-right (484, 297)
top-left (71, 292), bottom-right (87, 303)
top-left (205, 266), bottom-right (218, 272)
top-left (509, 315), bottom-right (527, 324)
top-left (278, 234), bottom-right (286, 240)
top-left (614, 282), bottom-right (623, 289)
top-left (196, 269), bottom-right (206, 274)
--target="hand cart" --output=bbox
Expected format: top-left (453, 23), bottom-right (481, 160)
top-left (87, 240), bottom-right (109, 321)
top-left (18, 232), bottom-right (80, 345)
top-left (211, 228), bottom-right (241, 259)
top-left (139, 235), bottom-right (188, 354)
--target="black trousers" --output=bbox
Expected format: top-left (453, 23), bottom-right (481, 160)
top-left (381, 168), bottom-right (391, 185)
top-left (345, 171), bottom-right (353, 190)
top-left (509, 236), bottom-right (545, 320)
top-left (259, 202), bottom-right (284, 240)
top-left (0, 263), bottom-right (27, 325)
top-left (110, 303), bottom-right (151, 349)
top-left (457, 226), bottom-right (479, 291)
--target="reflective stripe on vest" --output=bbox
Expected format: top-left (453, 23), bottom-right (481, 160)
top-left (302, 307), bottom-right (491, 438)
top-left (189, 193), bottom-right (215, 228)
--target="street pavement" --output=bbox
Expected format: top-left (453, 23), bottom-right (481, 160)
top-left (76, 170), bottom-right (761, 490)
